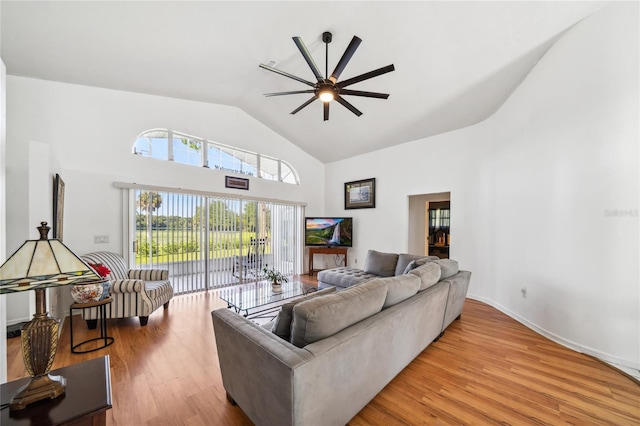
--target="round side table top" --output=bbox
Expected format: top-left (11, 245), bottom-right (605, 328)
top-left (70, 296), bottom-right (113, 309)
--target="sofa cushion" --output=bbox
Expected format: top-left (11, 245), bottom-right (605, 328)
top-left (290, 279), bottom-right (388, 348)
top-left (432, 259), bottom-right (459, 279)
top-left (401, 255), bottom-right (439, 275)
top-left (363, 250), bottom-right (399, 277)
top-left (271, 287), bottom-right (336, 341)
top-left (376, 274), bottom-right (421, 309)
top-left (395, 254), bottom-right (437, 276)
top-left (317, 267), bottom-right (377, 288)
top-left (409, 262), bottom-right (442, 291)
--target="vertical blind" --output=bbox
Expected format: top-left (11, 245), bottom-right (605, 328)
top-left (128, 187), bottom-right (304, 295)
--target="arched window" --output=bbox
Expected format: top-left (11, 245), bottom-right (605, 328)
top-left (133, 129), bottom-right (299, 184)
top-left (133, 129), bottom-right (169, 160)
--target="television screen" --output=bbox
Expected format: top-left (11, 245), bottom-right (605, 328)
top-left (305, 217), bottom-right (353, 247)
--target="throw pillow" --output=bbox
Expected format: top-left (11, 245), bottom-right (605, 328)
top-left (271, 287), bottom-right (336, 341)
top-left (363, 250), bottom-right (399, 277)
top-left (409, 262), bottom-right (442, 291)
top-left (378, 274), bottom-right (421, 309)
top-left (395, 254), bottom-right (423, 276)
top-left (289, 279), bottom-right (388, 348)
top-left (402, 260), bottom-right (418, 275)
top-left (401, 256), bottom-right (439, 275)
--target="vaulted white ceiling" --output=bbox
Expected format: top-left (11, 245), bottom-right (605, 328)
top-left (1, 1), bottom-right (607, 163)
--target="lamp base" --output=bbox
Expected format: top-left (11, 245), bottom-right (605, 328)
top-left (10, 288), bottom-right (66, 411)
top-left (9, 374), bottom-right (66, 411)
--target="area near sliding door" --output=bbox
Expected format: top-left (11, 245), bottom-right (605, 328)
top-left (118, 184), bottom-right (304, 295)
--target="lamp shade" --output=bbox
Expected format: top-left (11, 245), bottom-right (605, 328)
top-left (0, 222), bottom-right (101, 294)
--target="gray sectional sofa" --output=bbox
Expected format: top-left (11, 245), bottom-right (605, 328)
top-left (317, 249), bottom-right (440, 289)
top-left (211, 256), bottom-right (471, 426)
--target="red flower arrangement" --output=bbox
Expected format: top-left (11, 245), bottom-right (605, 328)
top-left (89, 263), bottom-right (111, 278)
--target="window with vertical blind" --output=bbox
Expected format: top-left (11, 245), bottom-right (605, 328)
top-left (132, 128), bottom-right (300, 185)
top-left (124, 185), bottom-right (304, 295)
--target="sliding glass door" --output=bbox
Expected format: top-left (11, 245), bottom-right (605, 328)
top-left (130, 188), bottom-right (303, 295)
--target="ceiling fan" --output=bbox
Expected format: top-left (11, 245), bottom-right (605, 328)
top-left (259, 32), bottom-right (395, 121)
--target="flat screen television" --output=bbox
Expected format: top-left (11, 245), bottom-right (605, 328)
top-left (305, 217), bottom-right (353, 247)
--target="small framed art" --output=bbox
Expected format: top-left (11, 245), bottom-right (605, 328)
top-left (53, 173), bottom-right (65, 240)
top-left (345, 178), bottom-right (376, 209)
top-left (225, 176), bottom-right (250, 190)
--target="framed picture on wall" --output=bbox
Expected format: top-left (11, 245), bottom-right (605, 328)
top-left (53, 173), bottom-right (65, 240)
top-left (344, 178), bottom-right (376, 209)
top-left (225, 176), bottom-right (250, 190)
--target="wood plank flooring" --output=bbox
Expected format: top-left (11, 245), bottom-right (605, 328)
top-left (6, 276), bottom-right (640, 425)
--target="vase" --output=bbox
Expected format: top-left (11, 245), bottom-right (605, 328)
top-left (271, 283), bottom-right (283, 294)
top-left (71, 279), bottom-right (110, 304)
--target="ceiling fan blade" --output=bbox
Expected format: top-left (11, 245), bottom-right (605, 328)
top-left (259, 63), bottom-right (316, 87)
top-left (329, 36), bottom-right (362, 83)
top-left (337, 64), bottom-right (395, 89)
top-left (339, 89), bottom-right (389, 99)
top-left (335, 95), bottom-right (362, 117)
top-left (323, 102), bottom-right (329, 121)
top-left (292, 37), bottom-right (324, 81)
top-left (265, 90), bottom-right (315, 97)
top-left (291, 96), bottom-right (318, 115)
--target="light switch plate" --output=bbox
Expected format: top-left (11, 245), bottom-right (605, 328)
top-left (94, 235), bottom-right (109, 244)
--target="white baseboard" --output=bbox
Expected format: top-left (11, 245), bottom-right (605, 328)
top-left (466, 294), bottom-right (640, 372)
top-left (6, 317), bottom-right (30, 326)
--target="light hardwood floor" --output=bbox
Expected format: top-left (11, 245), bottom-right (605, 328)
top-left (7, 276), bottom-right (640, 425)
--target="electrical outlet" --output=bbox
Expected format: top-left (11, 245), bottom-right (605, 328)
top-left (94, 235), bottom-right (109, 244)
top-left (521, 287), bottom-right (527, 298)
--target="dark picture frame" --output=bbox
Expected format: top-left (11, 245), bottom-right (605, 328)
top-left (53, 173), bottom-right (65, 240)
top-left (344, 178), bottom-right (376, 209)
top-left (225, 176), bottom-right (250, 190)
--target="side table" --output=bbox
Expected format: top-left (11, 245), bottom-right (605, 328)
top-left (308, 247), bottom-right (348, 276)
top-left (1, 356), bottom-right (112, 425)
top-left (70, 297), bottom-right (114, 354)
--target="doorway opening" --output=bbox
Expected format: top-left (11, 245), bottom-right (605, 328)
top-left (407, 192), bottom-right (451, 258)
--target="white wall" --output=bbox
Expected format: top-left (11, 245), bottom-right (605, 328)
top-left (0, 56), bottom-right (7, 382)
top-left (3, 142), bottom-right (51, 325)
top-left (5, 77), bottom-right (325, 321)
top-left (326, 2), bottom-right (639, 369)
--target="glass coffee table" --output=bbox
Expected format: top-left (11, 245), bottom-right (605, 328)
top-left (218, 280), bottom-right (318, 319)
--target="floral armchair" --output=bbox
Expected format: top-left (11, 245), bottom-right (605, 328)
top-left (80, 251), bottom-right (174, 327)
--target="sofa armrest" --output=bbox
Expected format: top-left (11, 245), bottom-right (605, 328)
top-left (128, 269), bottom-right (169, 280)
top-left (441, 270), bottom-right (471, 331)
top-left (211, 308), bottom-right (312, 425)
top-left (109, 279), bottom-right (144, 293)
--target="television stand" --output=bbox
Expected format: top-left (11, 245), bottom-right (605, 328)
top-left (308, 247), bottom-right (348, 276)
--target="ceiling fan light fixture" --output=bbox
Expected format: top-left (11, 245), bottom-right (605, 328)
top-left (319, 90), bottom-right (334, 103)
top-left (317, 81), bottom-right (337, 103)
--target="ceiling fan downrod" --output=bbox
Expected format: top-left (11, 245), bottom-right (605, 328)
top-left (322, 31), bottom-right (332, 79)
